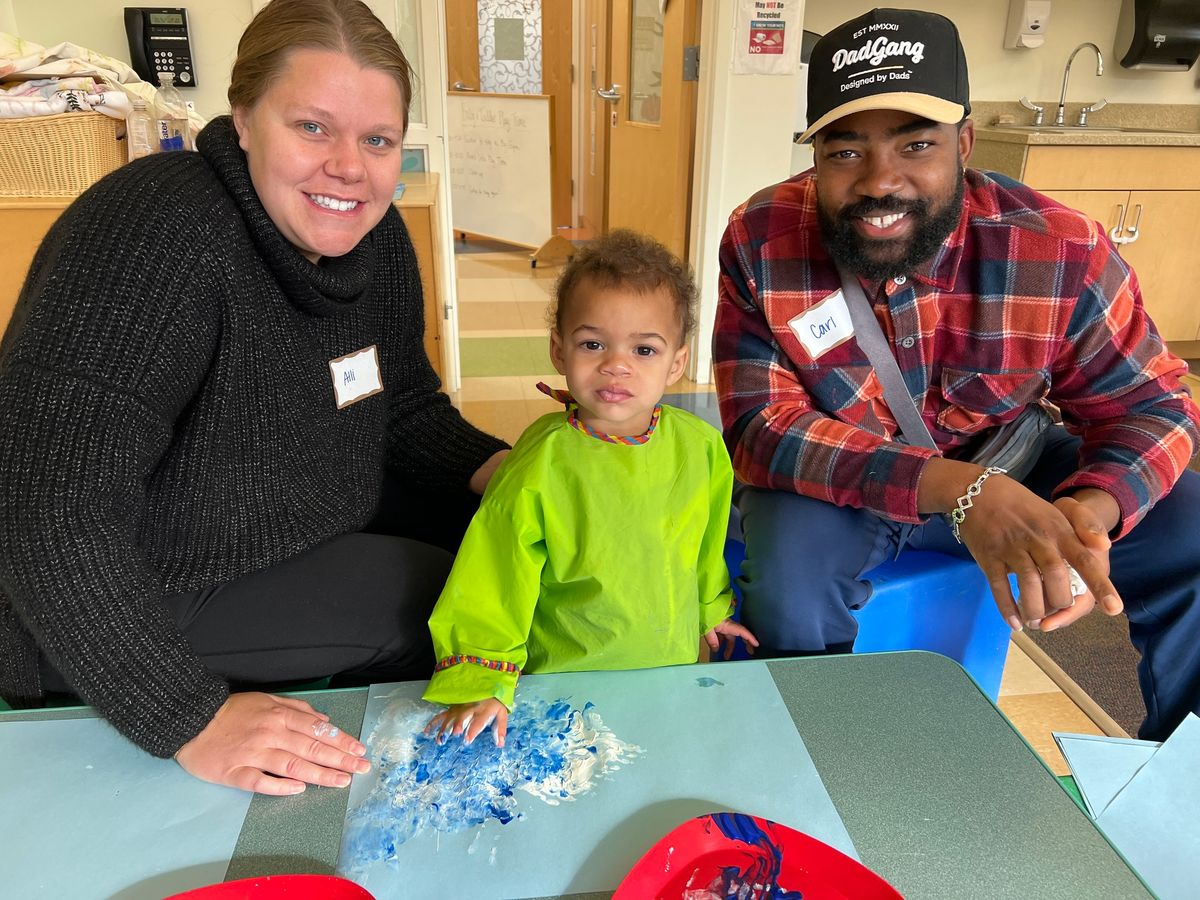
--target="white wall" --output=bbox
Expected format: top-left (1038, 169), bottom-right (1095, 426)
top-left (804, 0), bottom-right (1200, 103)
top-left (688, 0), bottom-right (807, 381)
top-left (10, 0), bottom-right (255, 119)
top-left (0, 0), bottom-right (17, 35)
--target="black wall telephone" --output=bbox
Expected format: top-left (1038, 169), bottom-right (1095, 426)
top-left (124, 7), bottom-right (197, 87)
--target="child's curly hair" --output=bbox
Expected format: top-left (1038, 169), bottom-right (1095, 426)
top-left (550, 230), bottom-right (698, 343)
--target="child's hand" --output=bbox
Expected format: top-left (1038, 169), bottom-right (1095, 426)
top-left (424, 699), bottom-right (510, 748)
top-left (704, 618), bottom-right (760, 660)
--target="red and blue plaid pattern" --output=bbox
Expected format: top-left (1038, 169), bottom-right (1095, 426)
top-left (714, 169), bottom-right (1199, 538)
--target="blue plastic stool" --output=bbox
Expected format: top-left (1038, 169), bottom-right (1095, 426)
top-left (723, 540), bottom-right (1010, 699)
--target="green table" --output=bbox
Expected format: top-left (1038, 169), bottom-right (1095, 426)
top-left (7, 652), bottom-right (1151, 898)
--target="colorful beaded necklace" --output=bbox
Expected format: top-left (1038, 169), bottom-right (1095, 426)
top-left (536, 382), bottom-right (661, 445)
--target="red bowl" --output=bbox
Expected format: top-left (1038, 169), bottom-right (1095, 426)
top-left (614, 812), bottom-right (903, 900)
top-left (165, 874), bottom-right (373, 899)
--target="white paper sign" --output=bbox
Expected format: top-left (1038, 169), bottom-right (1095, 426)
top-left (329, 345), bottom-right (384, 409)
top-left (733, 0), bottom-right (803, 75)
top-left (788, 289), bottom-right (854, 360)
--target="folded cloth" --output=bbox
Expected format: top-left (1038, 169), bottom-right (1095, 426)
top-left (0, 93), bottom-right (66, 117)
top-left (0, 75), bottom-right (104, 96)
top-left (0, 87), bottom-right (131, 119)
top-left (0, 33), bottom-right (140, 84)
top-left (0, 32), bottom-right (199, 130)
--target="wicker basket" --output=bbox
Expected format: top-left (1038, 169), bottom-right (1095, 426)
top-left (0, 112), bottom-right (125, 198)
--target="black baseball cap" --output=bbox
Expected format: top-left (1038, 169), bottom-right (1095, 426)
top-left (799, 8), bottom-right (970, 143)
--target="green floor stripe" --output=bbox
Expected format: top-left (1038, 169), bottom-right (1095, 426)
top-left (461, 335), bottom-right (552, 378)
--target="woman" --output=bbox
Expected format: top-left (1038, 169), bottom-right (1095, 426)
top-left (0, 0), bottom-right (506, 794)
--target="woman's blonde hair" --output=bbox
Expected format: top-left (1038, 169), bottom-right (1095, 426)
top-left (228, 0), bottom-right (413, 129)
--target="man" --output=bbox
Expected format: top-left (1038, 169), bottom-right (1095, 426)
top-left (713, 8), bottom-right (1200, 742)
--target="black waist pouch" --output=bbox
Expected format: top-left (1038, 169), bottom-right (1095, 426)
top-left (966, 404), bottom-right (1056, 482)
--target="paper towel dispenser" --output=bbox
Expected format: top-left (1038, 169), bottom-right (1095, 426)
top-left (1115, 0), bottom-right (1200, 70)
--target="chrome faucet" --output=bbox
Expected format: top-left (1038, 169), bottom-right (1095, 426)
top-left (1055, 42), bottom-right (1104, 127)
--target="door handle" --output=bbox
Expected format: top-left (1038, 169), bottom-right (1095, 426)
top-left (1109, 204), bottom-right (1129, 245)
top-left (1123, 203), bottom-right (1143, 244)
top-left (452, 81), bottom-right (477, 92)
top-left (596, 83), bottom-right (622, 102)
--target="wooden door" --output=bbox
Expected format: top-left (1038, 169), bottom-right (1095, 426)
top-left (445, 0), bottom-right (480, 91)
top-left (604, 0), bottom-right (699, 258)
top-left (541, 2), bottom-right (573, 230)
top-left (579, 0), bottom-right (610, 236)
top-left (1044, 189), bottom-right (1200, 343)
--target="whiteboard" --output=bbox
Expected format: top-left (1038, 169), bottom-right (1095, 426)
top-left (447, 93), bottom-right (553, 249)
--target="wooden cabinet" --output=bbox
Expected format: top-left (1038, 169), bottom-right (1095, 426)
top-left (971, 142), bottom-right (1200, 346)
top-left (2, 175), bottom-right (447, 382)
top-left (0, 198), bottom-right (71, 336)
top-left (1040, 188), bottom-right (1200, 343)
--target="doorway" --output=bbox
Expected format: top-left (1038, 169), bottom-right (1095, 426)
top-left (442, 1), bottom-right (704, 429)
top-left (445, 0), bottom-right (574, 234)
top-left (445, 0), bottom-right (700, 251)
top-left (595, 0), bottom-right (700, 260)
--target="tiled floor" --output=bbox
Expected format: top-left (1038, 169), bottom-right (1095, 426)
top-left (448, 242), bottom-right (1156, 777)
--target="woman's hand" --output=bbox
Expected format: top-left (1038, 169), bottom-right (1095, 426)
top-left (468, 450), bottom-right (509, 494)
top-left (704, 618), bottom-right (760, 660)
top-left (174, 692), bottom-right (370, 795)
top-left (424, 699), bottom-right (509, 747)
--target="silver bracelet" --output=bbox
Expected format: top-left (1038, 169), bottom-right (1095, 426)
top-left (947, 466), bottom-right (1007, 543)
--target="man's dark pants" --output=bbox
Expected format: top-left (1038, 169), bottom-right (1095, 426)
top-left (734, 427), bottom-right (1200, 742)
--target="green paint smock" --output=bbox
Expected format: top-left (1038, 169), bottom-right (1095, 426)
top-left (423, 404), bottom-right (735, 710)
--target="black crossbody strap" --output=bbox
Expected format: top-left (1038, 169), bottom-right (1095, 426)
top-left (835, 266), bottom-right (938, 451)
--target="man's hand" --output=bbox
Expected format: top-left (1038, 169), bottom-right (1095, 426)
top-left (1036, 489), bottom-right (1121, 631)
top-left (956, 473), bottom-right (1123, 631)
top-left (425, 699), bottom-right (510, 748)
top-left (174, 692), bottom-right (370, 796)
top-left (704, 618), bottom-right (760, 660)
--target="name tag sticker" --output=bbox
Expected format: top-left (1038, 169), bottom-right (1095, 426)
top-left (788, 290), bottom-right (854, 360)
top-left (329, 345), bottom-right (384, 409)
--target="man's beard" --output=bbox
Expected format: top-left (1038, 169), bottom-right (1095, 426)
top-left (817, 170), bottom-right (965, 281)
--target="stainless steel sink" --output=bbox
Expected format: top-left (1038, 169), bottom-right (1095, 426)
top-left (988, 124), bottom-right (1195, 135)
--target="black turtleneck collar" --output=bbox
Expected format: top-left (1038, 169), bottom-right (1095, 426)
top-left (196, 115), bottom-right (377, 317)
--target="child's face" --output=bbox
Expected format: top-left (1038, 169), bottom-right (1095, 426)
top-left (550, 282), bottom-right (689, 436)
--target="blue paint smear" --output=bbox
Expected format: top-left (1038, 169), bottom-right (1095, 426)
top-left (341, 695), bottom-right (633, 877)
top-left (695, 677), bottom-right (724, 688)
top-left (705, 812), bottom-right (804, 899)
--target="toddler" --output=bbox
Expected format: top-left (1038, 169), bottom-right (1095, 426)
top-left (423, 230), bottom-right (756, 746)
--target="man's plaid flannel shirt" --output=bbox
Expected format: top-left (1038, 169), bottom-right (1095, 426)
top-left (714, 168), bottom-right (1200, 539)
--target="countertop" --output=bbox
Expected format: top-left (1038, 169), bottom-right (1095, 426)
top-left (974, 125), bottom-right (1200, 147)
top-left (394, 171), bottom-right (439, 208)
top-left (971, 101), bottom-right (1200, 148)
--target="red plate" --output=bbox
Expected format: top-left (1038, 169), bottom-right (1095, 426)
top-left (614, 812), bottom-right (903, 900)
top-left (164, 874), bottom-right (374, 899)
